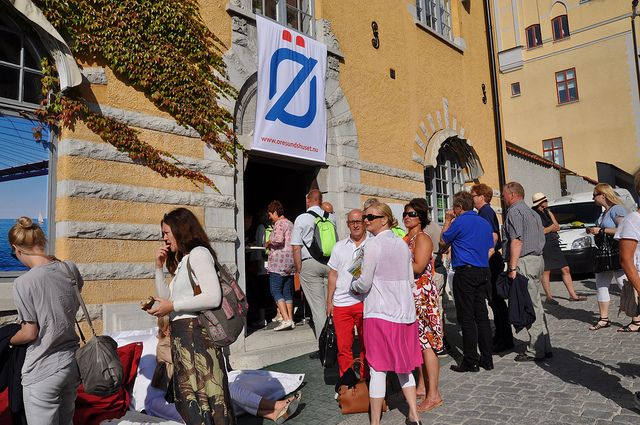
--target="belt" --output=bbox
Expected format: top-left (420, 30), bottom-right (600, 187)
top-left (453, 265), bottom-right (488, 271)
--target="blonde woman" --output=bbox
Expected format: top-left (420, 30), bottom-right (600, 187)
top-left (351, 202), bottom-right (423, 425)
top-left (8, 217), bottom-right (82, 425)
top-left (586, 184), bottom-right (637, 331)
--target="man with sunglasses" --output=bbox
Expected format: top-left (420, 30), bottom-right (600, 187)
top-left (440, 191), bottom-right (495, 372)
top-left (326, 209), bottom-right (368, 377)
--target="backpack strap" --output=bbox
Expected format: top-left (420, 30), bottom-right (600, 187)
top-left (306, 210), bottom-right (321, 219)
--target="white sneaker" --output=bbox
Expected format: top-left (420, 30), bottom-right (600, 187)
top-left (290, 321), bottom-right (296, 329)
top-left (274, 320), bottom-right (293, 331)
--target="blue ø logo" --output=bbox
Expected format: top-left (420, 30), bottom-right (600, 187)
top-left (265, 30), bottom-right (317, 129)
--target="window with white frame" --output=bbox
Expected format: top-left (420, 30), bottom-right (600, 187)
top-left (253, 0), bottom-right (314, 36)
top-left (424, 149), bottom-right (465, 225)
top-left (0, 13), bottom-right (54, 273)
top-left (416, 0), bottom-right (453, 41)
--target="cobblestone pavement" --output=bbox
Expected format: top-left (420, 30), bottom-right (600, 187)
top-left (238, 278), bottom-right (640, 425)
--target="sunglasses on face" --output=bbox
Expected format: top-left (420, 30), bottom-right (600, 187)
top-left (592, 193), bottom-right (602, 198)
top-left (363, 214), bottom-right (385, 221)
top-left (402, 211), bottom-right (419, 218)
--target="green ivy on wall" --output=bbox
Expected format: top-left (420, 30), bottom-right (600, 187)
top-left (34, 0), bottom-right (240, 189)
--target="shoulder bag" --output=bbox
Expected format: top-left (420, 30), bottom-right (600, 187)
top-left (318, 316), bottom-right (338, 368)
top-left (61, 261), bottom-right (123, 396)
top-left (336, 359), bottom-right (387, 414)
top-left (186, 255), bottom-right (248, 347)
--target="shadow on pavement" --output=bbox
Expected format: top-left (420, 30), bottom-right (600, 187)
top-left (535, 347), bottom-right (638, 410)
top-left (543, 302), bottom-right (597, 325)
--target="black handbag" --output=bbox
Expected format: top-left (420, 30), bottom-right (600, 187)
top-left (318, 317), bottom-right (338, 368)
top-left (594, 232), bottom-right (621, 273)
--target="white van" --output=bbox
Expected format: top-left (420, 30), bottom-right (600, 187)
top-left (547, 189), bottom-right (637, 274)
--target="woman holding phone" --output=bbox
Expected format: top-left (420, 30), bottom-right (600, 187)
top-left (150, 207), bottom-right (235, 425)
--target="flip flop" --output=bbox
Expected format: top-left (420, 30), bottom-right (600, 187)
top-left (417, 398), bottom-right (443, 413)
top-left (274, 391), bottom-right (301, 424)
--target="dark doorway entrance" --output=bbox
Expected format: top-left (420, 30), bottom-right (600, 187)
top-left (242, 154), bottom-right (317, 332)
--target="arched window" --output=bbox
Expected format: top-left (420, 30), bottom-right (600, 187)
top-left (424, 148), bottom-right (465, 224)
top-left (0, 15), bottom-right (46, 106)
top-left (525, 24), bottom-right (542, 48)
top-left (551, 15), bottom-right (570, 41)
top-left (0, 13), bottom-right (52, 273)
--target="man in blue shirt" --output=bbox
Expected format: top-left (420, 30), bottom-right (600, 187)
top-left (441, 191), bottom-right (495, 372)
top-left (472, 183), bottom-right (514, 353)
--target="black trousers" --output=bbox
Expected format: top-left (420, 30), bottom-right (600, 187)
top-left (453, 266), bottom-right (493, 368)
top-left (488, 253), bottom-right (513, 347)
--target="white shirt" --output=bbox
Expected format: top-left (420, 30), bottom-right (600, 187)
top-left (351, 230), bottom-right (416, 324)
top-left (291, 205), bottom-right (337, 259)
top-left (615, 211), bottom-right (640, 275)
top-left (327, 236), bottom-right (368, 307)
top-left (155, 246), bottom-right (222, 321)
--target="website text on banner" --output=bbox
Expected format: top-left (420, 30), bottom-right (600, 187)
top-left (252, 15), bottom-right (328, 163)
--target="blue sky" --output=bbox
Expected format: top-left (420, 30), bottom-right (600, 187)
top-left (0, 175), bottom-right (48, 219)
top-left (0, 115), bottom-right (50, 219)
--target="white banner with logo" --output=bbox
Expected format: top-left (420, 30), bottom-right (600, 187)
top-left (252, 15), bottom-right (327, 163)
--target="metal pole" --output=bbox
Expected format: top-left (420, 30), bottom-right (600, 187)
top-left (483, 0), bottom-right (507, 213)
top-left (632, 1), bottom-right (640, 103)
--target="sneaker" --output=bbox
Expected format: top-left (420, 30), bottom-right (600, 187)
top-left (274, 320), bottom-right (293, 331)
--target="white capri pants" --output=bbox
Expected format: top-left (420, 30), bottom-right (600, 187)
top-left (368, 366), bottom-right (415, 399)
top-left (595, 270), bottom-right (626, 302)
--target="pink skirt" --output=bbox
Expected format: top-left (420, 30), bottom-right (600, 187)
top-left (363, 318), bottom-right (422, 374)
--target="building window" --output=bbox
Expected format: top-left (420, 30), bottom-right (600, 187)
top-left (552, 15), bottom-right (570, 41)
top-left (525, 24), bottom-right (542, 48)
top-left (543, 137), bottom-right (564, 167)
top-left (511, 82), bottom-right (521, 96)
top-left (416, 0), bottom-right (453, 41)
top-left (0, 14), bottom-right (53, 273)
top-left (253, 0), bottom-right (314, 36)
top-left (425, 149), bottom-right (464, 225)
top-left (556, 68), bottom-right (578, 104)
top-left (0, 17), bottom-right (45, 106)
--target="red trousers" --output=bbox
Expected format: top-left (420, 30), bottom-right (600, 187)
top-left (333, 302), bottom-right (366, 377)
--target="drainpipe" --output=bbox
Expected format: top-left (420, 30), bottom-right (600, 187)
top-left (483, 0), bottom-right (507, 214)
top-left (632, 1), bottom-right (640, 103)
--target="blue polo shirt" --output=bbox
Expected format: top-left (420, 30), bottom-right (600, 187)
top-left (442, 210), bottom-right (494, 268)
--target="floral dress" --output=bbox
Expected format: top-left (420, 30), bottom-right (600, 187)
top-left (405, 233), bottom-right (444, 351)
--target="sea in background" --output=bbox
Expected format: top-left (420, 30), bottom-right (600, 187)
top-left (0, 218), bottom-right (48, 272)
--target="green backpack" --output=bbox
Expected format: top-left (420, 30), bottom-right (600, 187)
top-left (304, 210), bottom-right (338, 263)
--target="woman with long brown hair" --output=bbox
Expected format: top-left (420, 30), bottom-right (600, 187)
top-left (149, 207), bottom-right (235, 425)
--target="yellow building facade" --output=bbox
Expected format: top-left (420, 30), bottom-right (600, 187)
top-left (2, 0), bottom-right (502, 360)
top-left (494, 0), bottom-right (640, 183)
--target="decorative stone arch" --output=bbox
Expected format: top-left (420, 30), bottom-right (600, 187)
top-left (412, 97), bottom-right (484, 182)
top-left (550, 1), bottom-right (569, 18)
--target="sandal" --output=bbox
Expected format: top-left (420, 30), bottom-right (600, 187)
top-left (617, 320), bottom-right (640, 333)
top-left (589, 317), bottom-right (611, 331)
top-left (417, 398), bottom-right (443, 413)
top-left (569, 295), bottom-right (587, 301)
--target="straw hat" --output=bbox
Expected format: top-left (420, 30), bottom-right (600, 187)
top-left (531, 192), bottom-right (548, 208)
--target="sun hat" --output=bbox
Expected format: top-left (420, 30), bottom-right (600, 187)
top-left (531, 192), bottom-right (548, 208)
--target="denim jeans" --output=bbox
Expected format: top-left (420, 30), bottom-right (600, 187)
top-left (269, 272), bottom-right (294, 304)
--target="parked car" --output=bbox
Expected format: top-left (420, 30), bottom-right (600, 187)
top-left (547, 189), bottom-right (637, 274)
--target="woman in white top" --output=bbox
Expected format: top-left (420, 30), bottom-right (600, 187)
top-left (615, 173), bottom-right (640, 332)
top-left (351, 202), bottom-right (423, 425)
top-left (615, 172), bottom-right (640, 408)
top-left (150, 208), bottom-right (235, 425)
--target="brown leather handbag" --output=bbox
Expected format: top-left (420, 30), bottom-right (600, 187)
top-left (336, 359), bottom-right (387, 414)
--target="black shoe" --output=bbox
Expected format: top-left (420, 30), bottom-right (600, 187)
top-left (514, 353), bottom-right (544, 362)
top-left (545, 352), bottom-right (553, 359)
top-left (450, 364), bottom-right (479, 373)
top-left (308, 350), bottom-right (320, 359)
top-left (479, 362), bottom-right (494, 371)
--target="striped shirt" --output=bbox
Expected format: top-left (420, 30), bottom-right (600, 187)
top-left (504, 200), bottom-right (545, 258)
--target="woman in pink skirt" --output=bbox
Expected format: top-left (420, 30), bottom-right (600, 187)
top-left (351, 202), bottom-right (423, 425)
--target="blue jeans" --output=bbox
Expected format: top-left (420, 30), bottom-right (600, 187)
top-left (269, 273), bottom-right (294, 304)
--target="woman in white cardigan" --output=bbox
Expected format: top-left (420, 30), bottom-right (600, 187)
top-left (351, 202), bottom-right (423, 425)
top-left (149, 207), bottom-right (234, 425)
